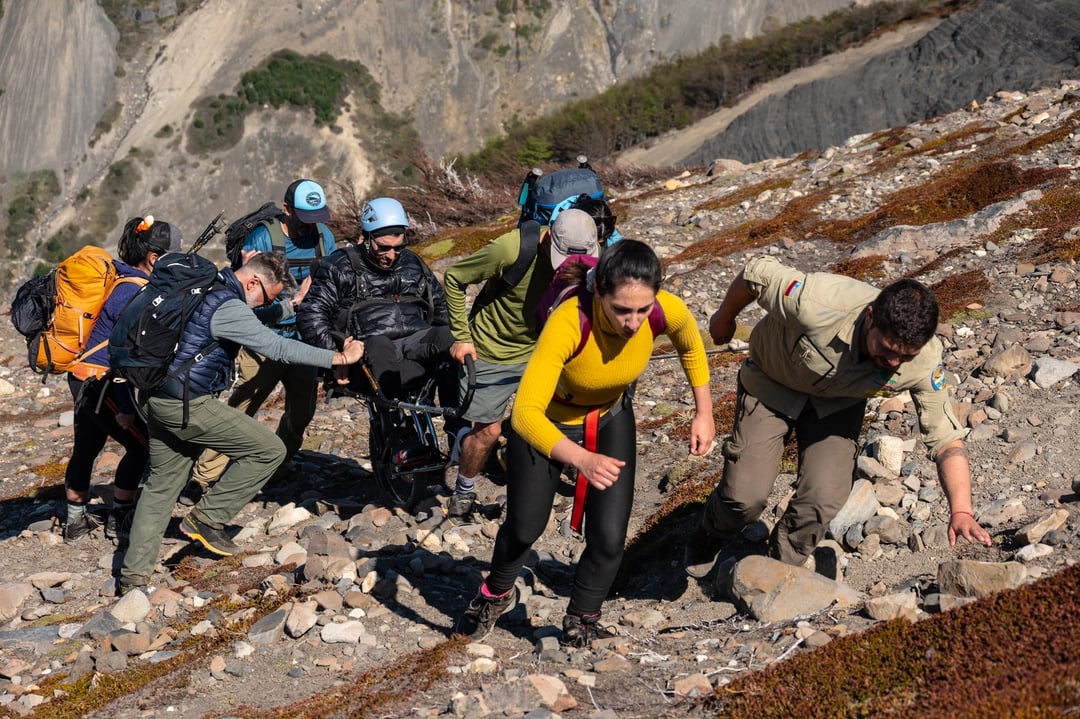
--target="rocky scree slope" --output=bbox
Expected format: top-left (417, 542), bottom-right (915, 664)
top-left (0, 81), bottom-right (1079, 717)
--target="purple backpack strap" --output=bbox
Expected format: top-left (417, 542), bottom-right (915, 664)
top-left (573, 288), bottom-right (593, 360)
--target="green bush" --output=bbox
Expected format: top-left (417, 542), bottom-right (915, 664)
top-left (4, 170), bottom-right (60, 257)
top-left (186, 50), bottom-right (382, 155)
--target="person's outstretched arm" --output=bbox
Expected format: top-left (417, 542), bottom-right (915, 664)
top-left (708, 269), bottom-right (755, 346)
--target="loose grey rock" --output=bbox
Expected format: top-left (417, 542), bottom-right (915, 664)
top-left (937, 560), bottom-right (1027, 598)
top-left (1031, 357), bottom-right (1079, 388)
top-left (723, 555), bottom-right (862, 622)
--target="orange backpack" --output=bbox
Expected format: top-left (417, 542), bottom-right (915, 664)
top-left (32, 245), bottom-right (145, 378)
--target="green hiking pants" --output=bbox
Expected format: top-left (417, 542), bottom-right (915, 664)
top-left (121, 394), bottom-right (285, 587)
top-left (192, 348), bottom-right (319, 485)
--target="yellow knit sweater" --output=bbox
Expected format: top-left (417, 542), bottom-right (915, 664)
top-left (510, 289), bottom-right (710, 457)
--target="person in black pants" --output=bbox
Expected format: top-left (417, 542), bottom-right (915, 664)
top-left (63, 216), bottom-right (182, 544)
top-left (455, 240), bottom-right (715, 646)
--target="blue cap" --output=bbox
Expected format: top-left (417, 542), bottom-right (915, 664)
top-left (285, 179), bottom-right (331, 224)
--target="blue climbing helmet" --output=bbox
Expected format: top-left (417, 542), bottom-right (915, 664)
top-left (360, 197), bottom-right (409, 238)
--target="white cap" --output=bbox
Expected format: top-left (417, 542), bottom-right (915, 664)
top-left (549, 209), bottom-right (600, 269)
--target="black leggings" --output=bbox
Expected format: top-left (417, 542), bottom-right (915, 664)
top-left (486, 401), bottom-right (636, 616)
top-left (65, 376), bottom-right (149, 494)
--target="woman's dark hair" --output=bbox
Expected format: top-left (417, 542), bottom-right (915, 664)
top-left (117, 216), bottom-right (177, 266)
top-left (870, 278), bottom-right (939, 348)
top-left (594, 239), bottom-right (662, 296)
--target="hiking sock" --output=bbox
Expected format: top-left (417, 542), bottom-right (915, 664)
top-left (454, 473), bottom-right (476, 495)
top-left (66, 500), bottom-right (88, 521)
top-left (480, 581), bottom-right (513, 600)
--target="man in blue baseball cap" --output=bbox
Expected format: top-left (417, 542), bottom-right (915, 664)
top-left (185, 179), bottom-right (337, 501)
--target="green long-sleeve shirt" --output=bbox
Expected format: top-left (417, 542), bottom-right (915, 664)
top-left (444, 227), bottom-right (556, 364)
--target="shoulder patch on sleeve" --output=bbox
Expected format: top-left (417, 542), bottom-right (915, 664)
top-left (931, 364), bottom-right (946, 391)
top-left (784, 279), bottom-right (802, 297)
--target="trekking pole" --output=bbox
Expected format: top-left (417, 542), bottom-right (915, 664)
top-left (517, 167), bottom-right (543, 224)
top-left (189, 211), bottom-right (225, 255)
top-left (649, 347), bottom-right (743, 362)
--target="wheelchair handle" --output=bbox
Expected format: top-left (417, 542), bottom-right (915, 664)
top-left (444, 354), bottom-right (476, 420)
top-left (350, 355), bottom-right (475, 420)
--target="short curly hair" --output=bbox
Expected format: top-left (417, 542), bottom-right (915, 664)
top-left (870, 278), bottom-right (939, 348)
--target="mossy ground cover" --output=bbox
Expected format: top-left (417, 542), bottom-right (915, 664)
top-left (708, 562), bottom-right (1080, 718)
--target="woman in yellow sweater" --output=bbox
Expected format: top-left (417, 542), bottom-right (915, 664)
top-left (455, 239), bottom-right (714, 646)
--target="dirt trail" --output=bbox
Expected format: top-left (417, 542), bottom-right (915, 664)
top-left (616, 19), bottom-right (942, 168)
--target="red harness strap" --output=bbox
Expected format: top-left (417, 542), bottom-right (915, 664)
top-left (570, 407), bottom-right (601, 533)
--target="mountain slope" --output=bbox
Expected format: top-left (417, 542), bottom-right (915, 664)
top-left (683, 0), bottom-right (1080, 164)
top-left (0, 0), bottom-right (865, 271)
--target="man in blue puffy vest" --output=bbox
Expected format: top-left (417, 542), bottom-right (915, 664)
top-left (187, 179), bottom-right (337, 500)
top-left (119, 252), bottom-right (364, 595)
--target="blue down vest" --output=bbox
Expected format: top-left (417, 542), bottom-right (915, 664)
top-left (163, 270), bottom-right (243, 399)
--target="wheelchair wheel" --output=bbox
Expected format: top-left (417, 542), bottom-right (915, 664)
top-left (369, 408), bottom-right (442, 511)
top-left (368, 409), bottom-right (412, 508)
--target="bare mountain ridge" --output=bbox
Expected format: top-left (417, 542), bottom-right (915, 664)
top-left (2, 0), bottom-right (1078, 275)
top-left (0, 0), bottom-right (863, 266)
top-left (678, 0), bottom-right (1080, 165)
top-left (0, 0), bottom-right (861, 173)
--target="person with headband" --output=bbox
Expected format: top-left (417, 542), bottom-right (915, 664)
top-left (63, 215), bottom-right (182, 545)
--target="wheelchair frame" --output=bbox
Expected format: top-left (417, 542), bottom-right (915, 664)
top-left (352, 355), bottom-right (475, 510)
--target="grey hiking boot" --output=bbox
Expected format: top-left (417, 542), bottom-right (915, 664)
top-left (63, 509), bottom-right (101, 544)
top-left (105, 502), bottom-right (135, 546)
top-left (180, 514), bottom-right (238, 556)
top-left (684, 523), bottom-right (727, 579)
top-left (444, 491), bottom-right (477, 525)
top-left (455, 587), bottom-right (517, 640)
top-left (177, 479), bottom-right (206, 507)
top-left (561, 612), bottom-right (616, 648)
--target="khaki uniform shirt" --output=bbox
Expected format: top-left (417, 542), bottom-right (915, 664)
top-left (739, 256), bottom-right (965, 458)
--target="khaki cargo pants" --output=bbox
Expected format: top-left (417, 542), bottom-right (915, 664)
top-left (701, 381), bottom-right (864, 566)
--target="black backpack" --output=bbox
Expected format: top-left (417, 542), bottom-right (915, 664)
top-left (10, 274), bottom-right (55, 340)
top-left (108, 252), bottom-right (224, 426)
top-left (223, 202), bottom-right (328, 270)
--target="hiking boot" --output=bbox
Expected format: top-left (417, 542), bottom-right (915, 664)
top-left (117, 580), bottom-right (146, 597)
top-left (561, 612), bottom-right (616, 648)
top-left (63, 510), bottom-right (101, 544)
top-left (444, 491), bottom-right (477, 525)
top-left (455, 587), bottom-right (517, 640)
top-left (684, 523), bottom-right (727, 579)
top-left (177, 479), bottom-right (206, 507)
top-left (105, 503), bottom-right (135, 546)
top-left (179, 514), bottom-right (238, 556)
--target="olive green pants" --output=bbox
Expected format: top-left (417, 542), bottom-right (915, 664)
top-left (121, 394), bottom-right (285, 587)
top-left (191, 347), bottom-right (318, 485)
top-left (701, 383), bottom-right (864, 566)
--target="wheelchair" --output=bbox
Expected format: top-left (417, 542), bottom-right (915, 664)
top-left (336, 355), bottom-right (475, 511)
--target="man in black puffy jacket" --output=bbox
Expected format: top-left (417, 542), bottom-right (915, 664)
top-left (297, 197), bottom-right (454, 401)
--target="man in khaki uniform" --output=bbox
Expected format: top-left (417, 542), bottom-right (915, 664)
top-left (686, 257), bottom-right (991, 577)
